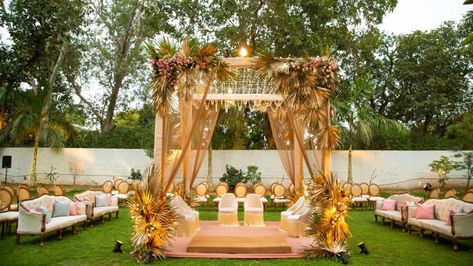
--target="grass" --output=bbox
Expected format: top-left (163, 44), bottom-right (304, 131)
top-left (1, 194), bottom-right (472, 265)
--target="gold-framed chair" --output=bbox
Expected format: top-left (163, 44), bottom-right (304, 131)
top-left (102, 180), bottom-right (113, 194)
top-left (429, 188), bottom-right (440, 199)
top-left (234, 182), bottom-right (248, 203)
top-left (212, 182), bottom-right (229, 206)
top-left (17, 185), bottom-right (31, 203)
top-left (351, 184), bottom-right (368, 209)
top-left (54, 184), bottom-right (64, 196)
top-left (194, 182), bottom-right (209, 206)
top-left (444, 188), bottom-right (457, 199)
top-left (1, 184), bottom-right (17, 211)
top-left (463, 192), bottom-right (473, 203)
top-left (36, 185), bottom-right (49, 197)
top-left (0, 188), bottom-right (18, 238)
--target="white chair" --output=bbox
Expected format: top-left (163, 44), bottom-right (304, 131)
top-left (287, 205), bottom-right (312, 237)
top-left (280, 196), bottom-right (305, 231)
top-left (170, 196), bottom-right (200, 236)
top-left (244, 193), bottom-right (265, 226)
top-left (218, 193), bottom-right (238, 226)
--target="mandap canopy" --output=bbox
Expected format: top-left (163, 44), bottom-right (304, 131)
top-left (150, 41), bottom-right (340, 198)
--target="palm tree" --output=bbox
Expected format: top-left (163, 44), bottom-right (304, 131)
top-left (0, 89), bottom-right (74, 184)
top-left (336, 77), bottom-right (408, 184)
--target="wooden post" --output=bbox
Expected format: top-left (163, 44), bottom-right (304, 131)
top-left (180, 99), bottom-right (193, 197)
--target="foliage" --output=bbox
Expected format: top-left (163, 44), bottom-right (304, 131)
top-left (130, 168), bottom-right (143, 180)
top-left (245, 165), bottom-right (262, 184)
top-left (128, 168), bottom-right (177, 262)
top-left (305, 173), bottom-right (351, 259)
top-left (429, 156), bottom-right (457, 189)
top-left (219, 165), bottom-right (245, 191)
top-left (453, 151), bottom-right (473, 190)
top-left (45, 166), bottom-right (58, 185)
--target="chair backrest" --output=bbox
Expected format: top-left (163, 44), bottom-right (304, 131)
top-left (195, 182), bottom-right (208, 196)
top-left (54, 184), bottom-right (64, 196)
top-left (114, 179), bottom-right (123, 190)
top-left (234, 183), bottom-right (248, 198)
top-left (244, 193), bottom-right (263, 209)
top-left (463, 192), bottom-right (473, 203)
top-left (201, 181), bottom-right (210, 190)
top-left (468, 188), bottom-right (473, 193)
top-left (253, 183), bottom-right (266, 198)
top-left (270, 182), bottom-right (278, 194)
top-left (429, 188), bottom-right (440, 199)
top-left (369, 184), bottom-right (381, 196)
top-left (131, 180), bottom-right (141, 189)
top-left (102, 180), bottom-right (113, 193)
top-left (350, 184), bottom-right (363, 197)
top-left (273, 184), bottom-right (286, 197)
top-left (444, 188), bottom-right (456, 199)
top-left (360, 183), bottom-right (369, 195)
top-left (287, 196), bottom-right (305, 212)
top-left (215, 183), bottom-right (229, 197)
top-left (0, 188), bottom-right (13, 211)
top-left (342, 183), bottom-right (352, 196)
top-left (118, 181), bottom-right (129, 194)
top-left (37, 185), bottom-right (49, 196)
top-left (288, 183), bottom-right (295, 194)
top-left (219, 193), bottom-right (237, 210)
top-left (1, 184), bottom-right (15, 198)
top-left (17, 186), bottom-right (31, 203)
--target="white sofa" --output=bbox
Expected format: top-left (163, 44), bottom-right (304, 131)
top-left (407, 198), bottom-right (473, 250)
top-left (74, 190), bottom-right (119, 223)
top-left (16, 195), bottom-right (88, 246)
top-left (374, 193), bottom-right (423, 229)
top-left (170, 195), bottom-right (200, 237)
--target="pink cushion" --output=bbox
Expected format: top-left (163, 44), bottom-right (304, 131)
top-left (107, 195), bottom-right (112, 206)
top-left (69, 202), bottom-right (78, 216)
top-left (446, 209), bottom-right (459, 225)
top-left (416, 204), bottom-right (435, 219)
top-left (382, 199), bottom-right (396, 211)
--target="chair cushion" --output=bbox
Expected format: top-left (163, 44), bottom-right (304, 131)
top-left (0, 211), bottom-right (18, 222)
top-left (53, 201), bottom-right (70, 217)
top-left (95, 195), bottom-right (107, 207)
top-left (382, 199), bottom-right (396, 211)
top-left (245, 207), bottom-right (262, 213)
top-left (416, 204), bottom-right (434, 219)
top-left (219, 207), bottom-right (236, 213)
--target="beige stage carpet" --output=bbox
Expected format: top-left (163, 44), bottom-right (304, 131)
top-left (167, 221), bottom-right (312, 259)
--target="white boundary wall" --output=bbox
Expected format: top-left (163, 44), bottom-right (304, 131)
top-left (0, 148), bottom-right (469, 189)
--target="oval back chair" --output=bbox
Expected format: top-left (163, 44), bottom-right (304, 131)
top-left (0, 188), bottom-right (13, 211)
top-left (102, 180), bottom-right (113, 193)
top-left (54, 184), bottom-right (64, 196)
top-left (118, 181), bottom-right (129, 194)
top-left (369, 184), bottom-right (381, 197)
top-left (273, 184), bottom-right (286, 198)
top-left (114, 179), bottom-right (123, 190)
top-left (429, 188), bottom-right (440, 199)
top-left (17, 186), bottom-right (31, 203)
top-left (215, 183), bottom-right (229, 197)
top-left (235, 183), bottom-right (248, 198)
top-left (195, 182), bottom-right (208, 197)
top-left (444, 188), bottom-right (457, 199)
top-left (37, 185), bottom-right (49, 197)
top-left (360, 183), bottom-right (369, 195)
top-left (462, 192), bottom-right (473, 203)
top-left (288, 183), bottom-right (295, 195)
top-left (253, 183), bottom-right (266, 198)
top-left (350, 184), bottom-right (363, 197)
top-left (131, 180), bottom-right (141, 190)
top-left (342, 183), bottom-right (352, 196)
top-left (1, 185), bottom-right (15, 199)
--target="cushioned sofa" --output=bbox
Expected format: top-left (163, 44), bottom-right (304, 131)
top-left (16, 195), bottom-right (88, 246)
top-left (74, 190), bottom-right (119, 223)
top-left (374, 193), bottom-right (423, 229)
top-left (406, 198), bottom-right (473, 250)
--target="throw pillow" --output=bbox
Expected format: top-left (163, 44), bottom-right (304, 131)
top-left (69, 202), bottom-right (78, 216)
top-left (38, 206), bottom-right (51, 223)
top-left (53, 201), bottom-right (70, 217)
top-left (95, 195), bottom-right (107, 207)
top-left (416, 204), bottom-right (435, 219)
top-left (382, 199), bottom-right (396, 211)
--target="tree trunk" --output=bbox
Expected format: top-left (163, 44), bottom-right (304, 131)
top-left (101, 79), bottom-right (122, 133)
top-left (347, 144), bottom-right (353, 184)
top-left (29, 131), bottom-right (40, 185)
top-left (207, 142), bottom-right (213, 187)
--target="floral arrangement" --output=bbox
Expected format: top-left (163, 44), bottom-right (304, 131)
top-left (304, 173), bottom-right (351, 261)
top-left (128, 168), bottom-right (178, 263)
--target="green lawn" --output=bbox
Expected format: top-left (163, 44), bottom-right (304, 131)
top-left (1, 196), bottom-right (472, 265)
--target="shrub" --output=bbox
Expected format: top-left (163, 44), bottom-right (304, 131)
top-left (219, 164), bottom-right (261, 191)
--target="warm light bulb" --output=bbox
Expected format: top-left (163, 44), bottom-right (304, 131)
top-left (239, 47), bottom-right (248, 57)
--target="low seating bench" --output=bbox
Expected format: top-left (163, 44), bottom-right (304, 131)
top-left (74, 190), bottom-right (119, 223)
top-left (374, 193), bottom-right (423, 229)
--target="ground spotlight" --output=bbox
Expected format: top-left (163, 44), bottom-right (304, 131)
top-left (358, 242), bottom-right (369, 255)
top-left (143, 250), bottom-right (154, 264)
top-left (423, 183), bottom-right (433, 192)
top-left (336, 251), bottom-right (349, 264)
top-left (112, 240), bottom-right (123, 253)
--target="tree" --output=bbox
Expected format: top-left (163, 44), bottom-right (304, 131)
top-left (67, 0), bottom-right (175, 133)
top-left (387, 23), bottom-right (473, 136)
top-left (0, 0), bottom-right (85, 183)
top-left (454, 151), bottom-right (473, 190)
top-left (429, 155), bottom-right (456, 190)
top-left (336, 77), bottom-right (407, 183)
